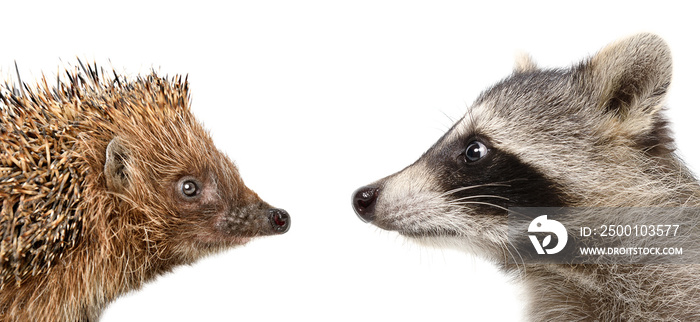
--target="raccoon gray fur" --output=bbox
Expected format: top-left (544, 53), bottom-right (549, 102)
top-left (352, 33), bottom-right (700, 321)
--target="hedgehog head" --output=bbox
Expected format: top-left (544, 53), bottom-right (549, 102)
top-left (94, 74), bottom-right (289, 262)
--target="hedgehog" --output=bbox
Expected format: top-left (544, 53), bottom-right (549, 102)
top-left (0, 62), bottom-right (290, 321)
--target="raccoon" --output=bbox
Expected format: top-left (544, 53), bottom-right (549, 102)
top-left (352, 33), bottom-right (700, 321)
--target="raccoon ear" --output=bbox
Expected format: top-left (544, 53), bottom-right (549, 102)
top-left (582, 33), bottom-right (672, 119)
top-left (514, 52), bottom-right (538, 73)
top-left (104, 137), bottom-right (130, 193)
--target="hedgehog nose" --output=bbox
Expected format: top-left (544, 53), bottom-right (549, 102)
top-left (268, 208), bottom-right (290, 234)
top-left (352, 186), bottom-right (379, 223)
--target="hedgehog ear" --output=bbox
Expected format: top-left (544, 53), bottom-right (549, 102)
top-left (580, 33), bottom-right (672, 121)
top-left (104, 137), bottom-right (130, 193)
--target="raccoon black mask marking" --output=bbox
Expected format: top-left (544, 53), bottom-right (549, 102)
top-left (352, 33), bottom-right (700, 321)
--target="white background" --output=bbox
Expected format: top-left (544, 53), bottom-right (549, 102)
top-left (2, 1), bottom-right (699, 321)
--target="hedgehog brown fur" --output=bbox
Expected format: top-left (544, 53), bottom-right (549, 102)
top-left (0, 62), bottom-right (290, 321)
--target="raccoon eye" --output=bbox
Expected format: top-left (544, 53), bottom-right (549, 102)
top-left (465, 141), bottom-right (488, 162)
top-left (181, 180), bottom-right (200, 198)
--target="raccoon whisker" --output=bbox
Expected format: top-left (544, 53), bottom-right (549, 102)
top-left (449, 201), bottom-right (512, 213)
top-left (416, 175), bottom-right (434, 197)
top-left (435, 182), bottom-right (512, 199)
top-left (449, 195), bottom-right (510, 202)
top-left (439, 111), bottom-right (458, 131)
top-left (503, 238), bottom-right (525, 275)
top-left (441, 178), bottom-right (529, 198)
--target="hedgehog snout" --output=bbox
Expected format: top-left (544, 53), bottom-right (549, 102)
top-left (268, 208), bottom-right (290, 234)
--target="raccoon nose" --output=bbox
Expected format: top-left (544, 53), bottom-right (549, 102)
top-left (268, 208), bottom-right (290, 234)
top-left (352, 186), bottom-right (379, 223)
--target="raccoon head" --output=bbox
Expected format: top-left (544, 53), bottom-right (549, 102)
top-left (352, 33), bottom-right (676, 260)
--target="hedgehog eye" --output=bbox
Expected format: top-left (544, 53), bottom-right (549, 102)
top-left (465, 140), bottom-right (488, 162)
top-left (181, 180), bottom-right (199, 197)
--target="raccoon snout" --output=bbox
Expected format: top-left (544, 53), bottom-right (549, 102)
top-left (268, 208), bottom-right (291, 233)
top-left (352, 186), bottom-right (379, 222)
